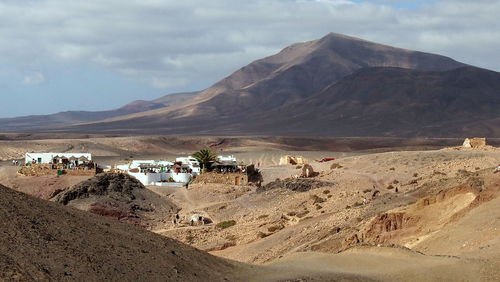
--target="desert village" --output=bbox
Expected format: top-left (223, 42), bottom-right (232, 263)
top-left (20, 152), bottom-right (250, 186)
top-left (0, 136), bottom-right (499, 281)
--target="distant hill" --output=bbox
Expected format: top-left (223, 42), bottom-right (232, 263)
top-left (3, 32), bottom-right (500, 137)
top-left (0, 96), bottom-right (190, 131)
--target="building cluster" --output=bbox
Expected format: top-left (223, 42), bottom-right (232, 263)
top-left (115, 156), bottom-right (202, 186)
top-left (22, 152), bottom-right (97, 176)
top-left (115, 155), bottom-right (242, 186)
top-left (21, 152), bottom-right (246, 187)
top-left (25, 152), bottom-right (94, 168)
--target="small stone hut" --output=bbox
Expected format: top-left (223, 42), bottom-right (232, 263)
top-left (462, 138), bottom-right (486, 148)
top-left (279, 155), bottom-right (307, 166)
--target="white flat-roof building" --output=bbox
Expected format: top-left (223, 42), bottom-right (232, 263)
top-left (176, 156), bottom-right (201, 174)
top-left (25, 152), bottom-right (92, 165)
top-left (217, 155), bottom-right (237, 164)
top-left (116, 157), bottom-right (201, 186)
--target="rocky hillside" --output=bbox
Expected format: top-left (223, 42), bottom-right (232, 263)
top-left (0, 184), bottom-right (242, 281)
top-left (50, 173), bottom-right (179, 229)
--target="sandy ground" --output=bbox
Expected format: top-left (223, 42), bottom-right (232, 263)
top-left (151, 148), bottom-right (500, 282)
top-left (1, 135), bottom-right (500, 281)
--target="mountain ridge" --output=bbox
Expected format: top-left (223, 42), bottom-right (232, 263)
top-left (2, 32), bottom-right (499, 137)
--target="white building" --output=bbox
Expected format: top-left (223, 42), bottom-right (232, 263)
top-left (175, 156), bottom-right (201, 174)
top-left (217, 155), bottom-right (237, 164)
top-left (116, 160), bottom-right (174, 171)
top-left (116, 157), bottom-right (200, 186)
top-left (25, 152), bottom-right (92, 165)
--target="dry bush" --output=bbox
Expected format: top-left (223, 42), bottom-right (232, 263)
top-left (258, 231), bottom-right (270, 238)
top-left (267, 224), bottom-right (284, 233)
top-left (310, 194), bottom-right (326, 204)
top-left (330, 163), bottom-right (343, 169)
top-left (352, 201), bottom-right (363, 207)
top-left (216, 220), bottom-right (236, 229)
top-left (296, 210), bottom-right (310, 218)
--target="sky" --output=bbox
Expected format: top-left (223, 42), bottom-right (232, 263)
top-left (1, 0), bottom-right (499, 117)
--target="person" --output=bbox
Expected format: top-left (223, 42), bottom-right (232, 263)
top-left (12, 160), bottom-right (15, 166)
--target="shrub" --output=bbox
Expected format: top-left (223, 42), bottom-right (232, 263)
top-left (216, 220), bottom-right (236, 229)
top-left (296, 210), bottom-right (310, 218)
top-left (310, 194), bottom-right (325, 204)
top-left (330, 163), bottom-right (343, 169)
top-left (258, 231), bottom-right (270, 238)
top-left (267, 224), bottom-right (284, 233)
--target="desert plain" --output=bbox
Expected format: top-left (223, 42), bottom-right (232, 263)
top-left (0, 134), bottom-right (499, 281)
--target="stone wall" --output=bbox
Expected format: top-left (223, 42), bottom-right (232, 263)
top-left (192, 172), bottom-right (248, 185)
top-left (18, 164), bottom-right (96, 176)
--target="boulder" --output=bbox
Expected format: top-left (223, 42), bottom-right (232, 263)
top-left (301, 164), bottom-right (315, 178)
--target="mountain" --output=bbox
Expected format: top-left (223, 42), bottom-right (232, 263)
top-left (3, 32), bottom-right (500, 137)
top-left (0, 99), bottom-right (170, 131)
top-left (152, 91), bottom-right (199, 106)
top-left (244, 66), bottom-right (500, 137)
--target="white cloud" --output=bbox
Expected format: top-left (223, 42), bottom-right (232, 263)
top-left (1, 0), bottom-right (499, 93)
top-left (23, 72), bottom-right (46, 85)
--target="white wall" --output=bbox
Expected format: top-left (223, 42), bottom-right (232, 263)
top-left (127, 171), bottom-right (191, 186)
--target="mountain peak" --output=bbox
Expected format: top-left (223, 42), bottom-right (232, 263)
top-left (4, 33), bottom-right (496, 137)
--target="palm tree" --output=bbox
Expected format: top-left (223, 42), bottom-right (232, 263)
top-left (192, 149), bottom-right (217, 171)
